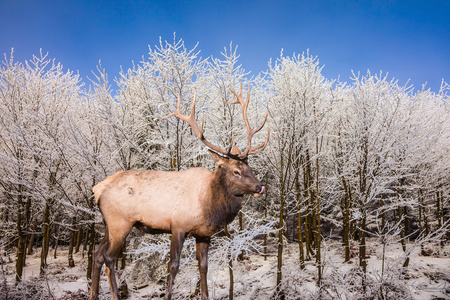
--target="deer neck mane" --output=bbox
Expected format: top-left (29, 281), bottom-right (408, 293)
top-left (205, 166), bottom-right (242, 227)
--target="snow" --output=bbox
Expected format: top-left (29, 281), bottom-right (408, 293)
top-left (2, 239), bottom-right (449, 299)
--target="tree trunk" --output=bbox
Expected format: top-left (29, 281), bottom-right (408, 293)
top-left (359, 214), bottom-right (367, 292)
top-left (238, 210), bottom-right (244, 261)
top-left (27, 219), bottom-right (37, 255)
top-left (224, 226), bottom-right (234, 300)
top-left (358, 133), bottom-right (368, 292)
top-left (68, 217), bottom-right (76, 268)
top-left (82, 226), bottom-right (89, 258)
top-left (398, 206), bottom-right (410, 269)
top-left (2, 207), bottom-right (11, 255)
top-left (0, 208), bottom-right (3, 246)
top-left (418, 189), bottom-right (426, 255)
top-left (40, 202), bottom-right (51, 275)
top-left (342, 179), bottom-right (351, 262)
top-left (87, 177), bottom-right (96, 280)
top-left (75, 225), bottom-right (83, 254)
top-left (286, 213), bottom-right (290, 243)
top-left (22, 196), bottom-right (31, 267)
top-left (314, 146), bottom-right (322, 285)
top-left (53, 222), bottom-right (61, 259)
top-left (86, 221), bottom-right (95, 280)
top-left (436, 190), bottom-right (445, 247)
top-left (296, 171), bottom-right (305, 269)
top-left (263, 176), bottom-right (268, 261)
top-left (15, 192), bottom-right (26, 284)
top-left (276, 155), bottom-right (285, 296)
top-left (302, 154), bottom-right (314, 260)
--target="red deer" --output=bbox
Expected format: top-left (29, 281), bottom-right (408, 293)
top-left (89, 84), bottom-right (269, 300)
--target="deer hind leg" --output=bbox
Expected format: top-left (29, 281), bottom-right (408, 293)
top-left (165, 230), bottom-right (186, 300)
top-left (104, 223), bottom-right (133, 300)
top-left (90, 227), bottom-right (110, 300)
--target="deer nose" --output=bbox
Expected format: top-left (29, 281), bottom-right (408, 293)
top-left (257, 184), bottom-right (265, 194)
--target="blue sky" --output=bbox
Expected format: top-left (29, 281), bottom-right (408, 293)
top-left (1, 0), bottom-right (449, 93)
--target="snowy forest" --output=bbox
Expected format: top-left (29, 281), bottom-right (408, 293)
top-left (1, 38), bottom-right (449, 299)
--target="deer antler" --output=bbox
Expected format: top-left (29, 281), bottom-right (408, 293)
top-left (161, 86), bottom-right (269, 160)
top-left (160, 91), bottom-right (234, 157)
top-left (229, 83), bottom-right (270, 159)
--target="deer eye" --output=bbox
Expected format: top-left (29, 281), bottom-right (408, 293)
top-left (234, 170), bottom-right (241, 176)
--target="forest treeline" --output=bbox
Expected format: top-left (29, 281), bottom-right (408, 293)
top-left (1, 39), bottom-right (449, 298)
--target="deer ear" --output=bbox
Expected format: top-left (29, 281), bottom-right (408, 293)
top-left (208, 150), bottom-right (228, 166)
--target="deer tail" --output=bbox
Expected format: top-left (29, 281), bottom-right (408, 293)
top-left (92, 180), bottom-right (108, 205)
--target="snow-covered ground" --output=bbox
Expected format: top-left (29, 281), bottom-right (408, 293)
top-left (2, 239), bottom-right (449, 299)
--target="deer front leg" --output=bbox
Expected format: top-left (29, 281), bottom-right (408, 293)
top-left (165, 230), bottom-right (186, 300)
top-left (196, 237), bottom-right (210, 300)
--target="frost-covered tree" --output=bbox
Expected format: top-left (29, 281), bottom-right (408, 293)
top-left (0, 50), bottom-right (82, 281)
top-left (337, 72), bottom-right (414, 289)
top-left (115, 35), bottom-right (210, 172)
top-left (328, 71), bottom-right (450, 290)
top-left (265, 51), bottom-right (333, 292)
